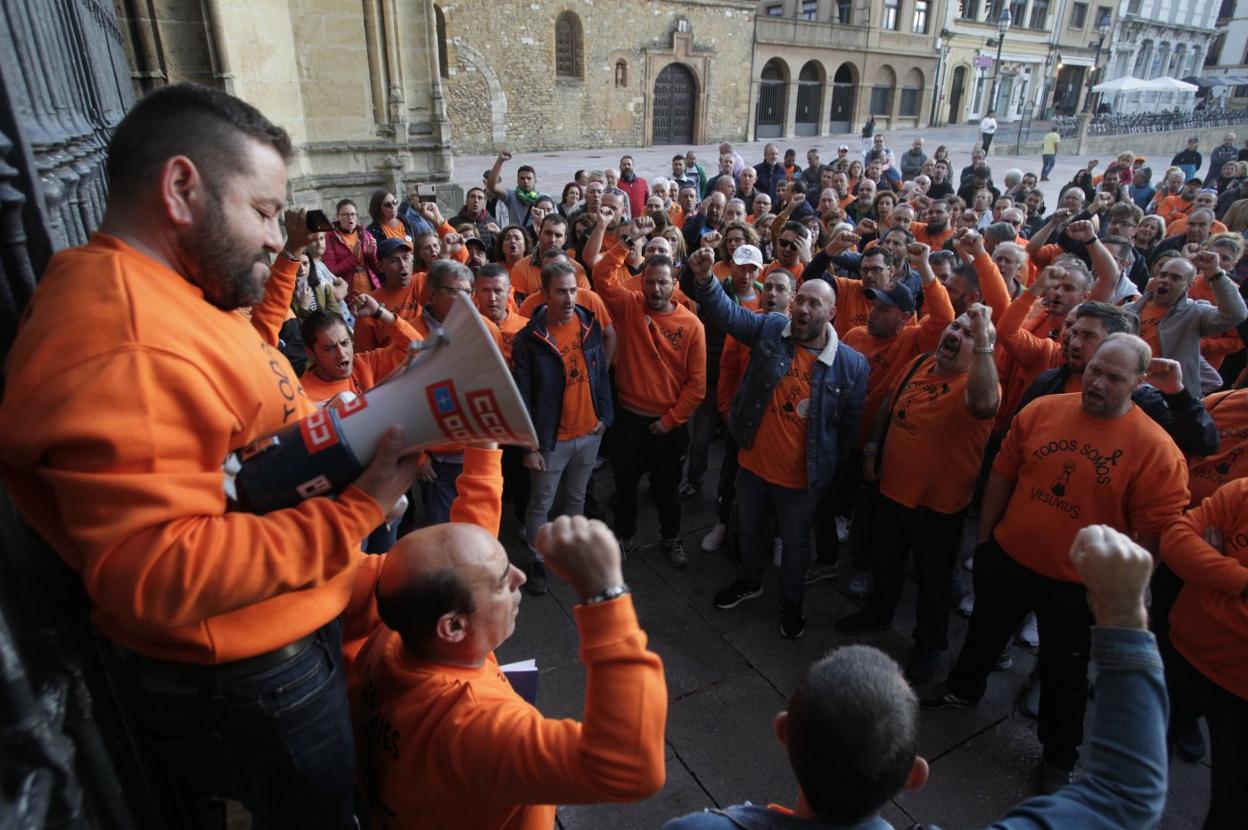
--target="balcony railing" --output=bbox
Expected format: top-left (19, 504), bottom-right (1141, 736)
top-left (755, 17), bottom-right (870, 50)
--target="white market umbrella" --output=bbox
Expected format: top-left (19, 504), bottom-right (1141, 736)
top-left (1092, 76), bottom-right (1152, 93)
top-left (1142, 76), bottom-right (1198, 92)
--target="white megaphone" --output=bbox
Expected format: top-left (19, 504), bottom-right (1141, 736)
top-left (224, 294), bottom-right (537, 514)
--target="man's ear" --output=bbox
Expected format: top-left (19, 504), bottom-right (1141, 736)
top-left (902, 756), bottom-right (929, 792)
top-left (159, 155), bottom-right (204, 229)
top-left (435, 612), bottom-right (467, 644)
top-left (773, 711), bottom-right (789, 747)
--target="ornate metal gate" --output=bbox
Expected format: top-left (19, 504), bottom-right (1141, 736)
top-left (0, 2), bottom-right (163, 827)
top-left (652, 63), bottom-right (696, 145)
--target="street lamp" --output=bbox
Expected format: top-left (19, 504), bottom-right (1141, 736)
top-left (988, 8), bottom-right (1012, 114)
top-left (1083, 18), bottom-right (1112, 114)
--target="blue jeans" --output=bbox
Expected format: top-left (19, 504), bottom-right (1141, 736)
top-left (419, 455), bottom-right (462, 526)
top-left (116, 623), bottom-right (355, 829)
top-left (1041, 153), bottom-right (1056, 179)
top-left (735, 467), bottom-right (818, 602)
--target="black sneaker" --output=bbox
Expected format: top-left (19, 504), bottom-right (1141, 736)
top-left (1174, 723), bottom-right (1206, 763)
top-left (525, 560), bottom-right (547, 596)
top-left (834, 610), bottom-right (890, 636)
top-left (780, 600), bottom-right (806, 640)
top-left (712, 579), bottom-right (763, 609)
top-left (661, 537), bottom-right (689, 569)
top-left (919, 683), bottom-right (978, 710)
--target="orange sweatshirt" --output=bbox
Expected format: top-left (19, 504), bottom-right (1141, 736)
top-left (718, 335), bottom-right (749, 416)
top-left (352, 565), bottom-right (666, 829)
top-left (992, 394), bottom-right (1189, 582)
top-left (844, 279), bottom-right (954, 441)
top-left (0, 234), bottom-right (385, 662)
top-left (1156, 194), bottom-right (1194, 225)
top-left (593, 242), bottom-right (707, 429)
top-left (301, 315), bottom-right (421, 405)
top-left (353, 278), bottom-right (425, 351)
top-left (1162, 478), bottom-right (1248, 700)
top-left (494, 311), bottom-right (530, 368)
top-left (994, 302), bottom-right (1064, 432)
top-left (972, 251), bottom-right (1012, 325)
top-left (1188, 389), bottom-right (1248, 505)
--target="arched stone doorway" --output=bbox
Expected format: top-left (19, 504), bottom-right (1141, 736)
top-left (829, 62), bottom-right (856, 133)
top-left (796, 61), bottom-right (824, 136)
top-left (652, 63), bottom-right (697, 144)
top-left (756, 58), bottom-right (788, 139)
top-left (948, 65), bottom-right (967, 124)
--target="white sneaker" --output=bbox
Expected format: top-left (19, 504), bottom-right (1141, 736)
top-left (1016, 612), bottom-right (1040, 647)
top-left (701, 523), bottom-right (728, 552)
top-left (847, 569), bottom-right (872, 597)
top-left (959, 592), bottom-right (975, 617)
top-left (773, 538), bottom-right (783, 567)
top-left (836, 515), bottom-right (850, 544)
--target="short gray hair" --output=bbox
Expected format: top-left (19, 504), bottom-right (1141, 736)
top-left (1099, 332), bottom-right (1151, 374)
top-left (427, 258), bottom-right (473, 290)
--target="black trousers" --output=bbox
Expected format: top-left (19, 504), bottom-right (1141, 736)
top-left (1164, 640), bottom-right (1248, 830)
top-left (863, 496), bottom-right (965, 653)
top-left (501, 445), bottom-right (531, 525)
top-left (610, 409), bottom-right (688, 540)
top-left (947, 536), bottom-right (1094, 770)
top-left (715, 433), bottom-right (740, 525)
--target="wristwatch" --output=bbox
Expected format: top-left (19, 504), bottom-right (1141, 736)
top-left (1209, 270), bottom-right (1226, 282)
top-left (582, 585), bottom-right (630, 606)
top-left (278, 249), bottom-right (300, 263)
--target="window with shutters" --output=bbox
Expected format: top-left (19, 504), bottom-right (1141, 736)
top-left (555, 12), bottom-right (583, 79)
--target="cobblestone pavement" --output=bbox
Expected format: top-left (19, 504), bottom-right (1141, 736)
top-left (493, 446), bottom-right (1211, 829)
top-left (449, 124), bottom-right (1195, 212)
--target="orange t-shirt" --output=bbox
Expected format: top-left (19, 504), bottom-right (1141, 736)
top-left (510, 256), bottom-right (590, 300)
top-left (517, 288), bottom-right (614, 329)
top-left (0, 234), bottom-right (384, 663)
top-left (1188, 389), bottom-right (1248, 504)
top-left (493, 312), bottom-right (529, 368)
top-left (992, 394), bottom-right (1190, 582)
top-left (831, 276), bottom-right (872, 337)
top-left (379, 220), bottom-right (409, 240)
top-left (1162, 478), bottom-right (1248, 700)
top-left (548, 315), bottom-right (600, 440)
top-left (763, 260), bottom-right (805, 284)
top-left (879, 357), bottom-right (997, 514)
top-left (1138, 301), bottom-right (1167, 357)
top-left (738, 346), bottom-right (818, 489)
top-left (1166, 216), bottom-right (1228, 237)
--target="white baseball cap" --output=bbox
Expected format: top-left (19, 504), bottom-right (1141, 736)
top-left (732, 244), bottom-right (764, 268)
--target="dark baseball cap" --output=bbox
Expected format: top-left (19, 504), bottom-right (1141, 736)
top-left (864, 283), bottom-right (916, 314)
top-left (464, 236), bottom-right (488, 251)
top-left (377, 238), bottom-right (413, 259)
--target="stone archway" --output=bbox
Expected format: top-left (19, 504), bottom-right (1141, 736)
top-left (652, 63), bottom-right (697, 145)
top-left (445, 41), bottom-right (508, 148)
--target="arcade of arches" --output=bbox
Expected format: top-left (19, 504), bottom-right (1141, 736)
top-left (754, 56), bottom-right (930, 139)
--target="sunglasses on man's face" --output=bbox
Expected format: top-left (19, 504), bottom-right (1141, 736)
top-left (776, 237), bottom-right (797, 249)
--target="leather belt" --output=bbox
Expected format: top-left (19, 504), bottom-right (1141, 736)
top-left (113, 631), bottom-right (319, 696)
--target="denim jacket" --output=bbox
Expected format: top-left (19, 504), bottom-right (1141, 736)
top-left (663, 629), bottom-right (1167, 830)
top-left (511, 305), bottom-right (613, 453)
top-left (695, 276), bottom-right (868, 490)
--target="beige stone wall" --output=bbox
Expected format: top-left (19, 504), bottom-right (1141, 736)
top-left (438, 0), bottom-right (756, 153)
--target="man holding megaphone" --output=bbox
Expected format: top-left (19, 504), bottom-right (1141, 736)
top-left (0, 85), bottom-right (430, 828)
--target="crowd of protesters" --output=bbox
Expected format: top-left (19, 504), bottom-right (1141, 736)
top-left (2, 84), bottom-right (1246, 830)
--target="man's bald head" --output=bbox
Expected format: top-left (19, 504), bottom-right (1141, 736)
top-left (377, 523), bottom-right (521, 660)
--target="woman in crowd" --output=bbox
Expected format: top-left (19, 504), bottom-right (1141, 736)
top-left (494, 224), bottom-right (532, 270)
top-left (366, 190), bottom-right (415, 244)
top-left (322, 197), bottom-right (381, 297)
top-left (558, 182), bottom-right (582, 218)
top-left (1134, 215), bottom-right (1167, 262)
